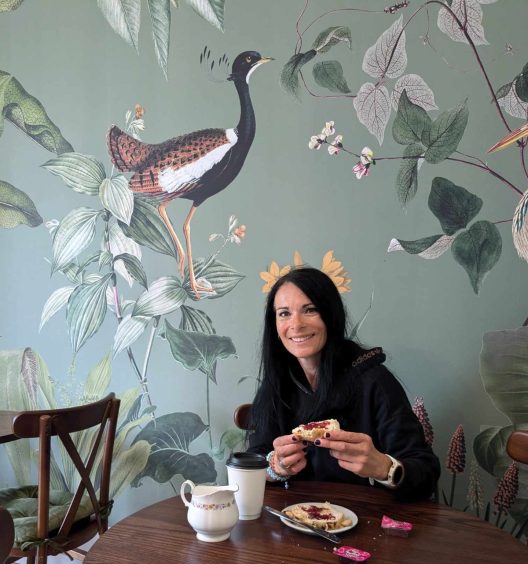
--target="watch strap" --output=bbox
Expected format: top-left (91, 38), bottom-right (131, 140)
top-left (368, 455), bottom-right (404, 489)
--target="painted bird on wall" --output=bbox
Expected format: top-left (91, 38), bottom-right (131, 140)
top-left (107, 51), bottom-right (272, 297)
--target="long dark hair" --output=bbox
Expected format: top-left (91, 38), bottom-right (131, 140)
top-left (251, 267), bottom-right (364, 433)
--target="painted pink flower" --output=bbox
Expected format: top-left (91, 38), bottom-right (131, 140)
top-left (353, 147), bottom-right (374, 179)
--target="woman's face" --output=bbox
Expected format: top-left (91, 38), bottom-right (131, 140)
top-left (274, 282), bottom-right (327, 367)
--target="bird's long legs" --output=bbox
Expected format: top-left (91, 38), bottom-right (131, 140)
top-left (183, 205), bottom-right (215, 298)
top-left (158, 203), bottom-right (186, 277)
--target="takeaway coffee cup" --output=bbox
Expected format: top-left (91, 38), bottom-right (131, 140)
top-left (226, 452), bottom-right (268, 520)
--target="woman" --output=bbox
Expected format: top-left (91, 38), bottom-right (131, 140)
top-left (247, 267), bottom-right (440, 500)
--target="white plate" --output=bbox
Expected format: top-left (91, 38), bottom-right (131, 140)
top-left (279, 502), bottom-right (358, 535)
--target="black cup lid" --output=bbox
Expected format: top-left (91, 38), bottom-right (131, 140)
top-left (226, 452), bottom-right (268, 469)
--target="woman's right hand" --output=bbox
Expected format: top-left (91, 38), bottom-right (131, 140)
top-left (271, 434), bottom-right (307, 477)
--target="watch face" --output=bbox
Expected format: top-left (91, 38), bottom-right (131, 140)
top-left (392, 465), bottom-right (403, 485)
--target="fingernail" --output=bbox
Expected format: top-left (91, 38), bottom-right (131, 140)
top-left (292, 436), bottom-right (298, 442)
top-left (302, 440), bottom-right (308, 446)
top-left (324, 432), bottom-right (331, 438)
top-left (314, 439), bottom-right (321, 446)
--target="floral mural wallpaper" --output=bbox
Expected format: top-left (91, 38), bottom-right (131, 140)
top-left (1, 0), bottom-right (527, 551)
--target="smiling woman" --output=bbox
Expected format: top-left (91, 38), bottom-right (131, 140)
top-left (246, 267), bottom-right (440, 501)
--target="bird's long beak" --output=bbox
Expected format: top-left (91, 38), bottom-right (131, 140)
top-left (487, 122), bottom-right (528, 153)
top-left (259, 56), bottom-right (274, 64)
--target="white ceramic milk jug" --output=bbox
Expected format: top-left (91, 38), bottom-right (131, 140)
top-left (180, 480), bottom-right (239, 542)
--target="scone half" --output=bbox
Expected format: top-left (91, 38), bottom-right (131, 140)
top-left (292, 418), bottom-right (340, 441)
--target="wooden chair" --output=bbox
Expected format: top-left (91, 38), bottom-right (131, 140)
top-left (0, 507), bottom-right (14, 564)
top-left (0, 393), bottom-right (120, 564)
top-left (506, 430), bottom-right (528, 464)
top-left (233, 403), bottom-right (252, 431)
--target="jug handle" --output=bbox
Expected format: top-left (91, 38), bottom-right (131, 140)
top-left (180, 479), bottom-right (195, 507)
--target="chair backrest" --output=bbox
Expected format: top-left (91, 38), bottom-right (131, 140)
top-left (233, 403), bottom-right (252, 431)
top-left (11, 393), bottom-right (120, 546)
top-left (0, 507), bottom-right (14, 564)
top-left (506, 430), bottom-right (528, 464)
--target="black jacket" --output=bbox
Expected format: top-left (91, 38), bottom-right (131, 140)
top-left (247, 347), bottom-right (440, 501)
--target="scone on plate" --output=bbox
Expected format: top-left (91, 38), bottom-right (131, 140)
top-left (291, 418), bottom-right (340, 441)
top-left (285, 502), bottom-right (345, 531)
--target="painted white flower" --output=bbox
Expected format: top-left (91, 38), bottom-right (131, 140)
top-left (328, 135), bottom-right (343, 155)
top-left (321, 121), bottom-right (336, 137)
top-left (309, 134), bottom-right (326, 150)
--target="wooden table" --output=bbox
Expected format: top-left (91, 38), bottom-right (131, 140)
top-left (85, 481), bottom-right (526, 563)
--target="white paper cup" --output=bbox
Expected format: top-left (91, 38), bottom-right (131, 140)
top-left (226, 452), bottom-right (268, 520)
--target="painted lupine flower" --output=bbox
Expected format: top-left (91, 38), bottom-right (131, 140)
top-left (494, 462), bottom-right (519, 513)
top-left (446, 424), bottom-right (466, 474)
top-left (328, 135), bottom-right (343, 156)
top-left (412, 396), bottom-right (434, 447)
top-left (466, 459), bottom-right (484, 514)
top-left (309, 134), bottom-right (326, 150)
top-left (321, 121), bottom-right (336, 137)
top-left (352, 147), bottom-right (375, 179)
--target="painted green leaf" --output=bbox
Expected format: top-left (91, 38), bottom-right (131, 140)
top-left (495, 81), bottom-right (512, 100)
top-left (423, 99), bottom-right (469, 163)
top-left (473, 424), bottom-right (528, 526)
top-left (428, 177), bottom-right (483, 235)
top-left (180, 304), bottom-right (217, 381)
top-left (180, 304), bottom-right (215, 334)
top-left (66, 274), bottom-right (112, 352)
top-left (97, 0), bottom-right (141, 51)
top-left (311, 26), bottom-right (352, 53)
top-left (0, 70), bottom-right (73, 154)
top-left (473, 425), bottom-right (514, 476)
top-left (0, 180), bottom-right (42, 228)
top-left (0, 349), bottom-right (48, 484)
top-left (392, 90), bottom-right (432, 146)
top-left (113, 253), bottom-right (148, 288)
top-left (280, 50), bottom-right (317, 99)
top-left (83, 353), bottom-right (112, 400)
top-left (185, 0), bottom-right (225, 32)
top-left (120, 198), bottom-right (178, 259)
top-left (213, 428), bottom-right (245, 458)
top-left (39, 286), bottom-right (74, 331)
top-left (132, 276), bottom-right (186, 316)
top-left (0, 0), bottom-right (25, 11)
top-left (147, 0), bottom-right (171, 80)
top-left (184, 257), bottom-right (245, 301)
top-left (52, 208), bottom-right (101, 272)
top-left (451, 220), bottom-right (502, 294)
top-left (113, 314), bottom-right (150, 356)
top-left (480, 326), bottom-right (528, 424)
top-left (161, 320), bottom-right (236, 381)
top-left (391, 235), bottom-right (444, 255)
top-left (514, 62), bottom-right (528, 103)
top-left (110, 440), bottom-right (151, 500)
top-left (395, 143), bottom-right (423, 205)
top-left (131, 412), bottom-right (216, 486)
top-left (42, 153), bottom-right (106, 196)
top-left (100, 175), bottom-right (134, 224)
top-left (312, 61), bottom-right (351, 93)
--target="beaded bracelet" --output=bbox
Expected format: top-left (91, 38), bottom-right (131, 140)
top-left (266, 450), bottom-right (288, 482)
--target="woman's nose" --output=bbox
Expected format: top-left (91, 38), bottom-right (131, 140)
top-left (289, 311), bottom-right (305, 328)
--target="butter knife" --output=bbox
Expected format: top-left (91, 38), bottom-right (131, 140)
top-left (264, 505), bottom-right (341, 543)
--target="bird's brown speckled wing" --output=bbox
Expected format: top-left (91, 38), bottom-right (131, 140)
top-left (107, 125), bottom-right (235, 199)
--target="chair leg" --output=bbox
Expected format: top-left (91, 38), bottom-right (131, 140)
top-left (25, 554), bottom-right (36, 564)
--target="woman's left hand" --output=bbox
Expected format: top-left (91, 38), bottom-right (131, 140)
top-left (314, 430), bottom-right (392, 480)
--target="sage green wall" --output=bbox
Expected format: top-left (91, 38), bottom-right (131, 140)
top-left (1, 0), bottom-right (527, 528)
